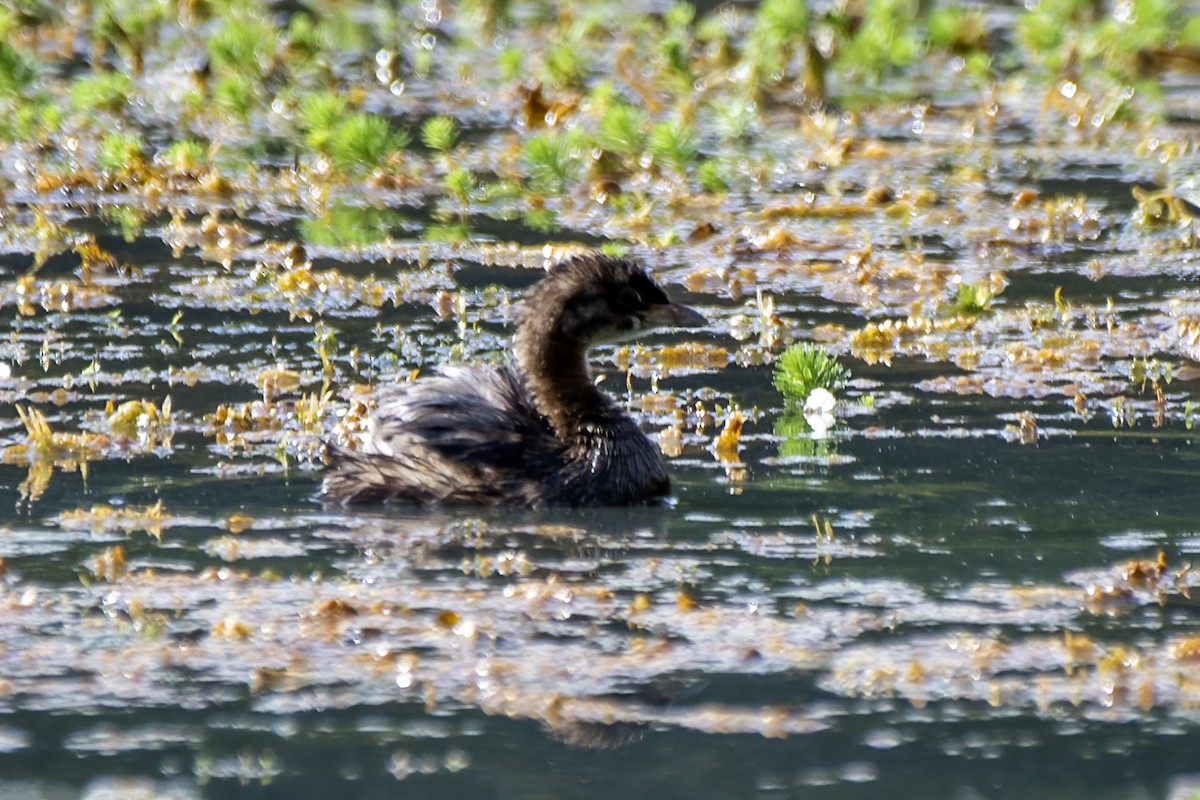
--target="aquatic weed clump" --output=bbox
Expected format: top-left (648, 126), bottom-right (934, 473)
top-left (328, 112), bottom-right (408, 170)
top-left (68, 71), bottom-right (132, 113)
top-left (0, 40), bottom-right (36, 96)
top-left (522, 131), bottom-right (581, 194)
top-left (647, 119), bottom-right (698, 174)
top-left (95, 131), bottom-right (145, 178)
top-left (420, 115), bottom-right (458, 153)
top-left (298, 91), bottom-right (349, 151)
top-left (954, 281), bottom-right (993, 315)
top-left (773, 343), bottom-right (850, 403)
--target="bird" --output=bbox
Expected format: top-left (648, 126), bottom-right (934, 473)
top-left (321, 253), bottom-right (705, 507)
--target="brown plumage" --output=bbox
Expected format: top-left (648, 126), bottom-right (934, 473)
top-left (321, 254), bottom-right (705, 507)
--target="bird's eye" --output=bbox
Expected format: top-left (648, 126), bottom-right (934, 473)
top-left (618, 287), bottom-right (643, 309)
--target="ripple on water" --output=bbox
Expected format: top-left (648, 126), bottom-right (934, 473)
top-left (0, 728), bottom-right (31, 753)
top-left (1099, 530), bottom-right (1168, 550)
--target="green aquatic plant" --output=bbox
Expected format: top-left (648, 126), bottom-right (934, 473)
top-left (1130, 357), bottom-right (1171, 393)
top-left (3, 95), bottom-right (60, 143)
top-left (773, 343), bottom-right (850, 403)
top-left (460, 0), bottom-right (516, 32)
top-left (522, 208), bottom-right (558, 234)
top-left (1093, 0), bottom-right (1200, 79)
top-left (648, 119), bottom-right (698, 173)
top-left (655, 2), bottom-right (697, 89)
top-left (926, 6), bottom-right (987, 54)
top-left (660, 37), bottom-right (692, 84)
top-left (755, 0), bottom-right (808, 41)
top-left (747, 0), bottom-right (809, 88)
top-left (925, 8), bottom-right (993, 81)
top-left (497, 46), bottom-right (524, 81)
top-left (207, 15), bottom-right (277, 76)
top-left (954, 281), bottom-right (993, 315)
top-left (329, 112), bottom-right (408, 170)
top-left (421, 116), bottom-right (459, 153)
top-left (1014, 0), bottom-right (1094, 74)
top-left (92, 0), bottom-right (168, 74)
top-left (101, 205), bottom-right (146, 241)
top-left (522, 131), bottom-right (581, 194)
top-left (314, 6), bottom-right (367, 51)
top-left (69, 71), bottom-right (133, 113)
top-left (480, 180), bottom-right (522, 203)
top-left (599, 241), bottom-right (630, 258)
top-left (161, 139), bottom-right (209, 173)
top-left (0, 40), bottom-right (35, 97)
top-left (694, 6), bottom-right (734, 50)
top-left (544, 40), bottom-right (589, 88)
top-left (834, 0), bottom-right (922, 83)
top-left (298, 91), bottom-right (349, 151)
top-left (213, 73), bottom-right (255, 118)
top-left (662, 0), bottom-right (696, 30)
top-left (299, 203), bottom-right (403, 247)
top-left (443, 168), bottom-right (474, 214)
top-left (286, 13), bottom-right (321, 61)
top-left (96, 131), bottom-right (145, 176)
top-left (424, 222), bottom-right (470, 243)
top-left (1186, 15), bottom-right (1200, 44)
top-left (697, 159), bottom-right (729, 193)
top-left (710, 98), bottom-right (759, 144)
top-left (595, 102), bottom-right (648, 158)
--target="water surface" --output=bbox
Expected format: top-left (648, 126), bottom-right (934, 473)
top-left (3, 2), bottom-right (1200, 798)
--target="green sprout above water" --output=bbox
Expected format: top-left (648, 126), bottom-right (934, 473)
top-left (749, 0), bottom-right (809, 82)
top-left (425, 222), bottom-right (470, 243)
top-left (522, 131), bottom-right (581, 194)
top-left (4, 95), bottom-right (60, 143)
top-left (158, 139), bottom-right (209, 175)
top-left (213, 73), bottom-right (256, 118)
top-left (599, 241), bottom-right (630, 259)
top-left (298, 92), bottom-right (348, 150)
top-left (773, 343), bottom-right (850, 404)
top-left (595, 102), bottom-right (648, 158)
top-left (927, 6), bottom-right (987, 55)
top-left (954, 281), bottom-right (993, 315)
top-left (544, 39), bottom-right (589, 88)
top-left (207, 16), bottom-right (277, 76)
top-left (647, 119), bottom-right (698, 173)
top-left (421, 116), bottom-right (459, 153)
top-left (497, 46), bottom-right (524, 81)
top-left (92, 0), bottom-right (169, 75)
top-left (835, 0), bottom-right (922, 82)
top-left (443, 168), bottom-right (474, 219)
top-left (96, 131), bottom-right (145, 176)
top-left (69, 71), bottom-right (132, 113)
top-left (1130, 357), bottom-right (1172, 393)
top-left (697, 159), bottom-right (729, 193)
top-left (0, 41), bottom-right (35, 97)
top-left (329, 112), bottom-right (408, 170)
top-left (101, 204), bottom-right (146, 241)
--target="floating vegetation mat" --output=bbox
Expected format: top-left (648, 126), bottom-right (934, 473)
top-left (1, 0), bottom-right (1200, 797)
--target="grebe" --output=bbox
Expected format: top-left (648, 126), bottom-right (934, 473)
top-left (321, 254), bottom-right (704, 507)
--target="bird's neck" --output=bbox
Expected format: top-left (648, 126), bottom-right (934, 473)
top-left (515, 329), bottom-right (613, 442)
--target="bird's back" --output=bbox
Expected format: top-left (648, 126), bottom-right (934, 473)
top-left (322, 361), bottom-right (672, 507)
top-left (322, 362), bottom-right (565, 506)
